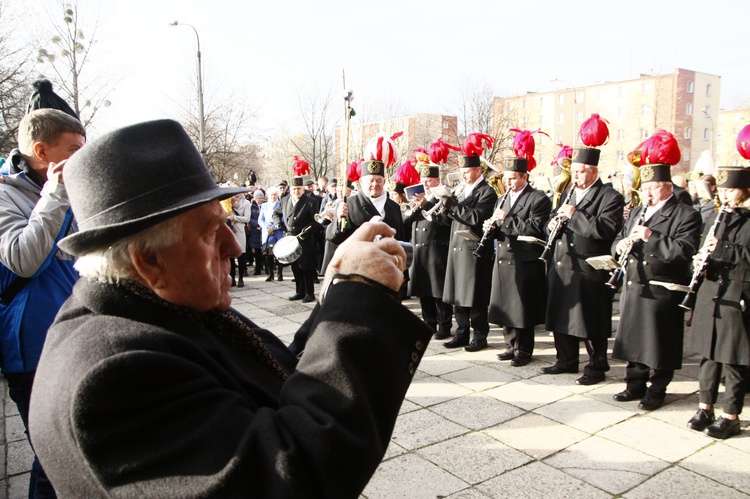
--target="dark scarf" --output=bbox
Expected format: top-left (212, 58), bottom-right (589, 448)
top-left (121, 280), bottom-right (289, 381)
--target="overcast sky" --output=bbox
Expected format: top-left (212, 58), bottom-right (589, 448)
top-left (16, 0), bottom-right (749, 140)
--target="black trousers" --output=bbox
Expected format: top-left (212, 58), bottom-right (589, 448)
top-left (454, 306), bottom-right (489, 341)
top-left (625, 362), bottom-right (673, 396)
top-left (419, 296), bottom-right (453, 335)
top-left (291, 262), bottom-right (316, 296)
top-left (698, 358), bottom-right (749, 415)
top-left (229, 254), bottom-right (247, 282)
top-left (553, 333), bottom-right (609, 378)
top-left (503, 327), bottom-right (535, 359)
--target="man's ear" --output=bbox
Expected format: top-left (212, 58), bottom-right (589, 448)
top-left (32, 142), bottom-right (47, 162)
top-left (129, 246), bottom-right (167, 290)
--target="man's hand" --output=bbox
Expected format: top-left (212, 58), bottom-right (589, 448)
top-left (704, 235), bottom-right (718, 253)
top-left (482, 218), bottom-right (495, 233)
top-left (267, 227), bottom-right (274, 235)
top-left (325, 222), bottom-right (405, 293)
top-left (47, 160), bottom-right (66, 184)
top-left (412, 193), bottom-right (427, 208)
top-left (557, 203), bottom-right (576, 219)
top-left (492, 207), bottom-right (507, 223)
top-left (615, 238), bottom-right (631, 255)
top-left (336, 201), bottom-right (349, 220)
top-left (630, 225), bottom-right (652, 242)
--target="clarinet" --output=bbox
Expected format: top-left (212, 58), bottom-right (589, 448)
top-left (679, 202), bottom-right (731, 310)
top-left (539, 187), bottom-right (576, 262)
top-left (473, 189), bottom-right (511, 257)
top-left (606, 200), bottom-right (650, 289)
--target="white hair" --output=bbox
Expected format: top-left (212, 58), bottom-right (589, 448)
top-left (74, 216), bottom-right (184, 283)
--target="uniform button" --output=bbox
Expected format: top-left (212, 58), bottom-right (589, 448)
top-left (453, 248), bottom-right (457, 251)
top-left (629, 259), bottom-right (634, 264)
top-left (507, 243), bottom-right (511, 248)
top-left (415, 340), bottom-right (425, 351)
top-left (627, 280), bottom-right (632, 285)
top-left (411, 352), bottom-right (419, 362)
top-left (408, 363), bottom-right (416, 375)
top-left (643, 261), bottom-right (648, 266)
top-left (557, 261), bottom-right (562, 265)
top-left (459, 248), bottom-right (463, 251)
top-left (557, 241), bottom-right (562, 245)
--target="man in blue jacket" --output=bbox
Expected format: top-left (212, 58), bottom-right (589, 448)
top-left (0, 108), bottom-right (86, 497)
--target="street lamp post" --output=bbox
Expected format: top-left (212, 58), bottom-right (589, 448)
top-left (170, 21), bottom-right (205, 159)
top-left (702, 107), bottom-right (714, 162)
top-left (552, 79), bottom-right (577, 146)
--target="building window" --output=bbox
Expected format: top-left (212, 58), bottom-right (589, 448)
top-left (704, 128), bottom-right (710, 140)
top-left (558, 94), bottom-right (564, 105)
top-left (686, 103), bottom-right (693, 115)
top-left (684, 127), bottom-right (691, 139)
top-left (539, 154), bottom-right (545, 164)
top-left (642, 83), bottom-right (650, 95)
top-left (642, 129), bottom-right (649, 139)
top-left (523, 99), bottom-right (529, 109)
top-left (687, 81), bottom-right (694, 93)
top-left (704, 105), bottom-right (711, 116)
top-left (683, 150), bottom-right (690, 161)
top-left (577, 111), bottom-right (584, 121)
top-left (557, 133), bottom-right (564, 143)
top-left (618, 86), bottom-right (624, 97)
top-left (642, 105), bottom-right (648, 115)
top-left (522, 117), bottom-right (529, 126)
top-left (617, 129), bottom-right (625, 140)
top-left (616, 150), bottom-right (625, 161)
top-left (442, 120), bottom-right (449, 130)
top-left (576, 91), bottom-right (584, 103)
top-left (618, 107), bottom-right (625, 118)
top-left (540, 96), bottom-right (545, 105)
top-left (706, 84), bottom-right (712, 96)
top-left (557, 113), bottom-right (564, 124)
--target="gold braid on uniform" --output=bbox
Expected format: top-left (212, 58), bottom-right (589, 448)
top-left (121, 280), bottom-right (289, 381)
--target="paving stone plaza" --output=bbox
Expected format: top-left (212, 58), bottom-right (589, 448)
top-left (1, 275), bottom-right (748, 498)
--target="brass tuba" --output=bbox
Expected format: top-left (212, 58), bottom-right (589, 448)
top-left (480, 156), bottom-right (505, 196)
top-left (551, 158), bottom-right (572, 209)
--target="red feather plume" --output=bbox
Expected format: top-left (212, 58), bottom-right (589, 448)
top-left (510, 128), bottom-right (549, 172)
top-left (628, 129), bottom-right (681, 166)
top-left (551, 143), bottom-right (573, 166)
top-left (462, 133), bottom-right (495, 157)
top-left (347, 160), bottom-right (362, 183)
top-left (394, 159), bottom-right (420, 186)
top-left (429, 138), bottom-right (461, 165)
top-left (292, 155), bottom-right (310, 176)
top-left (578, 114), bottom-right (610, 148)
top-left (737, 124), bottom-right (750, 160)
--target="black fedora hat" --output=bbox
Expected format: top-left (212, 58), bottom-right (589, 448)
top-left (59, 119), bottom-right (250, 255)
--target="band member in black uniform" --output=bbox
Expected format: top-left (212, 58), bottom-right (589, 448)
top-left (611, 139), bottom-right (701, 410)
top-left (440, 134), bottom-right (498, 352)
top-left (329, 159), bottom-right (405, 244)
top-left (273, 176), bottom-right (322, 303)
top-left (484, 156), bottom-right (551, 366)
top-left (407, 153), bottom-right (454, 340)
top-left (688, 165), bottom-right (750, 439)
top-left (543, 115), bottom-right (625, 384)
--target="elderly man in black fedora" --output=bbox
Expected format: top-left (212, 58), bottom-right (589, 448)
top-left (28, 120), bottom-right (432, 498)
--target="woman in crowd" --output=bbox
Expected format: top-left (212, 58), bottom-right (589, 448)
top-left (247, 189), bottom-right (265, 275)
top-left (688, 166), bottom-right (750, 439)
top-left (259, 186), bottom-right (284, 281)
top-left (227, 189), bottom-right (251, 287)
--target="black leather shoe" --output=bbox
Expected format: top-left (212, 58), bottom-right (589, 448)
top-left (288, 293), bottom-right (304, 301)
top-left (613, 389), bottom-right (646, 402)
top-left (704, 416), bottom-right (741, 439)
top-left (575, 375), bottom-right (604, 386)
top-left (237, 280), bottom-right (244, 288)
top-left (638, 393), bottom-right (665, 411)
top-left (301, 294), bottom-right (316, 303)
top-left (433, 331), bottom-right (451, 340)
top-left (541, 365), bottom-right (578, 375)
top-left (687, 408), bottom-right (715, 431)
top-left (464, 339), bottom-right (488, 352)
top-left (496, 351), bottom-right (514, 361)
top-left (511, 356), bottom-right (532, 367)
top-left (265, 275), bottom-right (274, 282)
top-left (443, 337), bottom-right (469, 349)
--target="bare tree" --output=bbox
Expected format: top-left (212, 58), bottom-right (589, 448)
top-left (36, 0), bottom-right (114, 128)
top-left (448, 80), bottom-right (515, 168)
top-left (177, 89), bottom-right (261, 184)
top-left (288, 84), bottom-right (339, 180)
top-left (0, 0), bottom-right (35, 154)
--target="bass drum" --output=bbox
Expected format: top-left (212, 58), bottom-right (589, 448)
top-left (272, 235), bottom-right (302, 264)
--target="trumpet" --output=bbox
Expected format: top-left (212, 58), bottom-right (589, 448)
top-left (314, 203), bottom-right (337, 224)
top-left (679, 202), bottom-right (732, 310)
top-left (423, 183), bottom-right (466, 222)
top-left (606, 199), bottom-right (650, 290)
top-left (473, 189), bottom-right (511, 257)
top-left (539, 187), bottom-right (576, 262)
